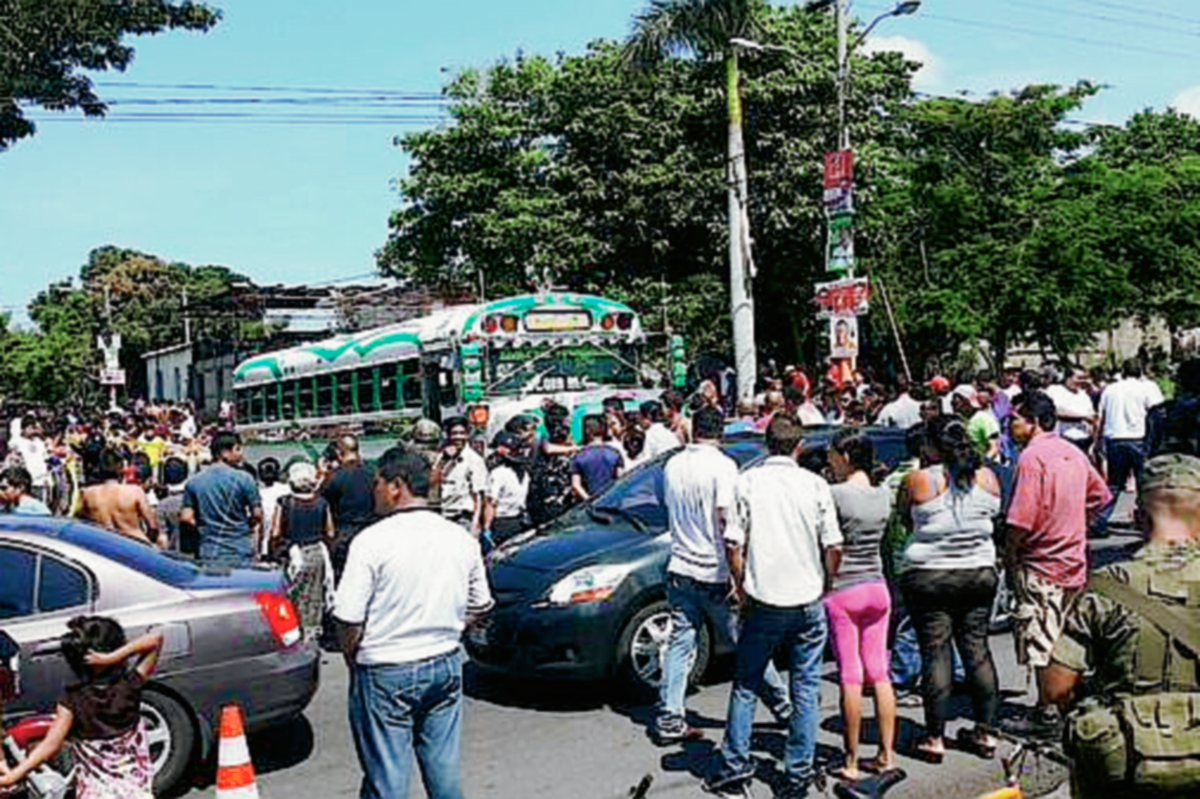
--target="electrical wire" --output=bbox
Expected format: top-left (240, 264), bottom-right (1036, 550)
top-left (996, 0), bottom-right (1199, 38)
top-left (1083, 0), bottom-right (1200, 25)
top-left (922, 12), bottom-right (1198, 61)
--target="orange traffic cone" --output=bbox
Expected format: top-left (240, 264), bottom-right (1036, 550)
top-left (216, 705), bottom-right (260, 799)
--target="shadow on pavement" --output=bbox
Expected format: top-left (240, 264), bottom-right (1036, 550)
top-left (464, 662), bottom-right (611, 712)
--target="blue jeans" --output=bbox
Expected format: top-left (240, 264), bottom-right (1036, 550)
top-left (1095, 437), bottom-right (1144, 533)
top-left (657, 574), bottom-right (789, 728)
top-left (717, 599), bottom-right (828, 787)
top-left (348, 648), bottom-right (465, 799)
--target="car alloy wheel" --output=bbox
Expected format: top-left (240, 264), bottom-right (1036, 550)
top-left (616, 599), bottom-right (710, 696)
top-left (629, 608), bottom-right (672, 686)
top-left (140, 690), bottom-right (196, 796)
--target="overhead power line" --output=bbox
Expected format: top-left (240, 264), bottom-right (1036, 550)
top-left (997, 0), bottom-right (1199, 38)
top-left (95, 81), bottom-right (448, 98)
top-left (923, 13), bottom-right (1198, 61)
top-left (1084, 0), bottom-right (1200, 25)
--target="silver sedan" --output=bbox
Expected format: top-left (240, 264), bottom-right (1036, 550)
top-left (0, 516), bottom-right (320, 796)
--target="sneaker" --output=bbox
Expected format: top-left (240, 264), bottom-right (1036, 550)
top-left (895, 690), bottom-right (922, 708)
top-left (650, 717), bottom-right (705, 746)
top-left (703, 767), bottom-right (755, 795)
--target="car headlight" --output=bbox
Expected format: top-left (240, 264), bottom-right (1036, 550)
top-left (542, 564), bottom-right (636, 607)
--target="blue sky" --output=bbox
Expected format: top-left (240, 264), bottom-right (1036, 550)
top-left (2, 0), bottom-right (1199, 326)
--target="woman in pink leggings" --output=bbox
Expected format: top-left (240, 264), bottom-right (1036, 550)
top-left (825, 430), bottom-right (898, 780)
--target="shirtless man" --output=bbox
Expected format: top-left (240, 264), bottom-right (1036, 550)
top-left (77, 448), bottom-right (160, 546)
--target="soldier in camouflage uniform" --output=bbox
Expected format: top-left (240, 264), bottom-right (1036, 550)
top-left (1045, 453), bottom-right (1200, 798)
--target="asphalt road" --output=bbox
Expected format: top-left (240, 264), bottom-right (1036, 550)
top-left (184, 524), bottom-right (1142, 799)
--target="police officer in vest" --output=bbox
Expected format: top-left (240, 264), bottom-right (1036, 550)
top-left (1044, 453), bottom-right (1200, 798)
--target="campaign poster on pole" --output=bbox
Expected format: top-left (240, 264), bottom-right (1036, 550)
top-left (830, 316), bottom-right (859, 362)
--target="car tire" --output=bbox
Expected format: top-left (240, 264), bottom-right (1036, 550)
top-left (615, 599), bottom-right (710, 699)
top-left (141, 689), bottom-right (196, 797)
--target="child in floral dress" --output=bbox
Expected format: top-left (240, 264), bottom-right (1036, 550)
top-left (0, 617), bottom-right (163, 799)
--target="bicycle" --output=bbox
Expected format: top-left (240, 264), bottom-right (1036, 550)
top-left (975, 730), bottom-right (1072, 799)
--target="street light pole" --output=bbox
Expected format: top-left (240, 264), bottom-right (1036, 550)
top-left (837, 0), bottom-right (850, 151)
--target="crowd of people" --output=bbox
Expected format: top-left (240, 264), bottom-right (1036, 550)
top-left (2, 351), bottom-right (1199, 799)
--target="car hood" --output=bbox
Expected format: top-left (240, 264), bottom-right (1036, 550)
top-left (491, 512), bottom-right (662, 576)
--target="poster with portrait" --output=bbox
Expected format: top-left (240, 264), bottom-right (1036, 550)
top-left (829, 315), bottom-right (859, 362)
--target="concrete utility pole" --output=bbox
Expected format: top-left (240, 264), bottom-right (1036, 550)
top-left (837, 0), bottom-right (850, 151)
top-left (727, 48), bottom-right (757, 407)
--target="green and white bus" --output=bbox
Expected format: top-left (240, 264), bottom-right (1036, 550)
top-left (232, 292), bottom-right (660, 441)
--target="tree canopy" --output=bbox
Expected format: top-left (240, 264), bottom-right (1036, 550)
top-left (0, 0), bottom-right (221, 151)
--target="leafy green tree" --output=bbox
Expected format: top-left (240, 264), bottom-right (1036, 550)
top-left (0, 0), bottom-right (221, 151)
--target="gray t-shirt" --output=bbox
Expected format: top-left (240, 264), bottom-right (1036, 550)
top-left (829, 483), bottom-right (892, 593)
top-left (182, 463), bottom-right (262, 566)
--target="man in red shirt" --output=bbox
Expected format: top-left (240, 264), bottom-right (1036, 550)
top-left (1006, 390), bottom-right (1110, 734)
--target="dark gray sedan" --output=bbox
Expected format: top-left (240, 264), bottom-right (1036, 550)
top-left (0, 516), bottom-right (320, 795)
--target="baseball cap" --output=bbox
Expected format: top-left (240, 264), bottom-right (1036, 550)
top-left (928, 376), bottom-right (951, 394)
top-left (951, 384), bottom-right (981, 409)
top-left (1142, 454), bottom-right (1200, 495)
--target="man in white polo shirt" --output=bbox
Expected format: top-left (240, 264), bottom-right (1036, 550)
top-left (334, 448), bottom-right (493, 799)
top-left (651, 406), bottom-right (789, 746)
top-left (433, 416), bottom-right (488, 533)
top-left (707, 415), bottom-right (842, 797)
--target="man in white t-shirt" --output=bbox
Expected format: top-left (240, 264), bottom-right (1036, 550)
top-left (10, 416), bottom-right (50, 502)
top-left (1096, 359), bottom-right (1161, 532)
top-left (1044, 369), bottom-right (1097, 452)
top-left (334, 448), bottom-right (493, 799)
top-left (706, 415), bottom-right (842, 795)
top-left (652, 407), bottom-right (789, 745)
top-left (640, 400), bottom-right (683, 461)
top-left (875, 378), bottom-right (922, 429)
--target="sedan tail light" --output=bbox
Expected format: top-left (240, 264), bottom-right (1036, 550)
top-left (255, 592), bottom-right (301, 648)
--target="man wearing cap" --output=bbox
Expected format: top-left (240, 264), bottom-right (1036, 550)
top-left (1044, 453), bottom-right (1200, 798)
top-left (433, 417), bottom-right (488, 534)
top-left (1005, 391), bottom-right (1110, 738)
top-left (334, 448), bottom-right (493, 799)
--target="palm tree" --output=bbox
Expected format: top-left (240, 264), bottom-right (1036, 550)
top-left (624, 0), bottom-right (769, 407)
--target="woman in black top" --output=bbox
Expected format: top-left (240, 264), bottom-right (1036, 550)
top-left (272, 461), bottom-right (334, 641)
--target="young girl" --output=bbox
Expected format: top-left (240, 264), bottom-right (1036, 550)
top-left (0, 617), bottom-right (163, 799)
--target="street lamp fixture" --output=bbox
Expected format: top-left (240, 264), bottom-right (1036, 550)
top-left (856, 1), bottom-right (922, 47)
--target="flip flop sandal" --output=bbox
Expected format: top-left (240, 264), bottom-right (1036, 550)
top-left (911, 743), bottom-right (945, 764)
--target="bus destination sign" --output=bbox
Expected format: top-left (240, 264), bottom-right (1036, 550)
top-left (523, 310), bottom-right (592, 332)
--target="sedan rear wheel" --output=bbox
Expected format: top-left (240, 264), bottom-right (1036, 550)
top-left (141, 690), bottom-right (196, 797)
top-left (616, 600), bottom-right (710, 698)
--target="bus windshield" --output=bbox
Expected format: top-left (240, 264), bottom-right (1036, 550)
top-left (485, 343), bottom-right (639, 395)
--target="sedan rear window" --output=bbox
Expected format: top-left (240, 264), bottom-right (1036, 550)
top-left (0, 547), bottom-right (36, 619)
top-left (39, 558), bottom-right (89, 613)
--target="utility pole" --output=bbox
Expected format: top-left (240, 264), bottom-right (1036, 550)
top-left (182, 285), bottom-right (191, 344)
top-left (837, 0), bottom-right (850, 152)
top-left (727, 47), bottom-right (757, 407)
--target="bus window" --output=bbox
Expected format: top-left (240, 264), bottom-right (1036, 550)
top-left (251, 386), bottom-right (266, 423)
top-left (356, 368), bottom-right (376, 413)
top-left (438, 369), bottom-right (457, 407)
top-left (402, 361), bottom-right (423, 408)
top-left (268, 384), bottom-right (282, 422)
top-left (281, 380), bottom-right (297, 420)
top-left (317, 375), bottom-right (334, 416)
top-left (299, 379), bottom-right (315, 418)
top-left (337, 372), bottom-right (354, 416)
top-left (235, 389), bottom-right (250, 422)
top-left (380, 363), bottom-right (399, 411)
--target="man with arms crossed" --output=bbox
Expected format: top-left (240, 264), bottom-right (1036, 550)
top-left (334, 448), bottom-right (493, 799)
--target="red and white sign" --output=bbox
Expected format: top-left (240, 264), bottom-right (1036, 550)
top-left (814, 277), bottom-right (871, 319)
top-left (824, 151), bottom-right (854, 190)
